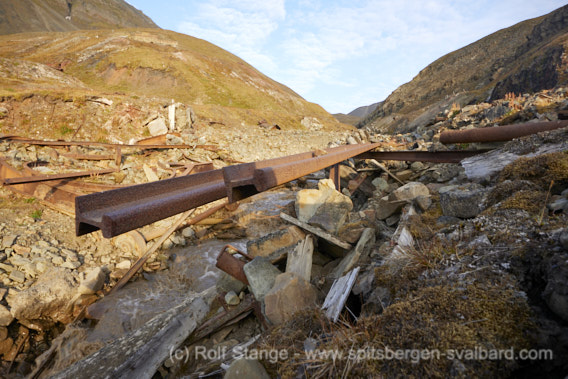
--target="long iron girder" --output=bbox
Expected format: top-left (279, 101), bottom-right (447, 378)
top-left (356, 150), bottom-right (490, 163)
top-left (75, 143), bottom-right (380, 238)
top-left (439, 120), bottom-right (568, 144)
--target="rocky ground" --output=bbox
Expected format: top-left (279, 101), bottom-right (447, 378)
top-left (0, 87), bottom-right (567, 378)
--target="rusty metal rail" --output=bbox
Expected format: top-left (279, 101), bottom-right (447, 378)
top-left (439, 120), bottom-right (568, 144)
top-left (75, 143), bottom-right (380, 237)
top-left (223, 143), bottom-right (380, 202)
top-left (75, 169), bottom-right (227, 237)
top-left (356, 150), bottom-right (491, 163)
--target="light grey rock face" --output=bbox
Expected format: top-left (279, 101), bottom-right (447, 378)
top-left (439, 183), bottom-right (489, 218)
top-left (224, 357), bottom-right (270, 379)
top-left (243, 257), bottom-right (282, 302)
top-left (7, 267), bottom-right (78, 323)
top-left (543, 255), bottom-right (568, 322)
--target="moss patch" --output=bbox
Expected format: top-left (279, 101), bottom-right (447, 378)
top-left (499, 151), bottom-right (568, 192)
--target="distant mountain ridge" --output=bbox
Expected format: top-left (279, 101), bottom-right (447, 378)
top-left (348, 101), bottom-right (383, 118)
top-left (0, 0), bottom-right (158, 35)
top-left (358, 4), bottom-right (568, 134)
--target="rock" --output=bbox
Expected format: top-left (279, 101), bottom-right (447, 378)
top-left (0, 337), bottom-right (13, 357)
top-left (243, 257), bottom-right (282, 302)
top-left (264, 272), bottom-right (318, 325)
top-left (295, 179), bottom-right (353, 234)
top-left (337, 221), bottom-right (368, 244)
top-left (7, 267), bottom-right (78, 323)
top-left (147, 117), bottom-right (168, 136)
top-left (308, 188), bottom-right (353, 233)
top-left (224, 291), bottom-right (240, 306)
top-left (439, 183), bottom-right (489, 218)
top-left (371, 177), bottom-right (389, 192)
top-left (78, 267), bottom-right (106, 295)
top-left (410, 161), bottom-right (425, 172)
top-left (2, 234), bottom-right (17, 249)
top-left (182, 227), bottom-right (195, 238)
top-left (389, 181), bottom-right (430, 202)
top-left (395, 169), bottom-right (413, 182)
top-left (549, 197), bottom-right (568, 213)
top-left (543, 255), bottom-right (568, 322)
top-left (346, 136), bottom-right (358, 145)
top-left (385, 213), bottom-right (400, 226)
top-left (166, 134), bottom-right (185, 145)
top-left (224, 358), bottom-right (270, 379)
top-left (143, 164), bottom-right (160, 182)
top-left (560, 229), bottom-right (568, 251)
top-left (330, 228), bottom-right (375, 279)
top-left (116, 260), bottom-right (131, 270)
top-left (0, 305), bottom-right (13, 326)
top-left (352, 269), bottom-right (375, 298)
top-left (246, 226), bottom-right (305, 262)
top-left (361, 286), bottom-right (391, 316)
top-left (374, 196), bottom-right (405, 220)
top-left (9, 270), bottom-right (25, 283)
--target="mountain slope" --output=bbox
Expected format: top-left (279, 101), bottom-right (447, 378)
top-left (0, 28), bottom-right (347, 140)
top-left (0, 0), bottom-right (157, 35)
top-left (359, 4), bottom-right (568, 134)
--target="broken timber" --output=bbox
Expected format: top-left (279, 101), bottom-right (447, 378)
top-left (51, 288), bottom-right (215, 379)
top-left (322, 267), bottom-right (360, 322)
top-left (279, 212), bottom-right (352, 251)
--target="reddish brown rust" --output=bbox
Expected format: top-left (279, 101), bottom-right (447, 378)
top-left (3, 168), bottom-right (118, 185)
top-left (0, 135), bottom-right (218, 151)
top-left (356, 150), bottom-right (490, 163)
top-left (439, 120), bottom-right (568, 144)
top-left (223, 143), bottom-right (380, 202)
top-left (75, 168), bottom-right (227, 237)
top-left (215, 245), bottom-right (251, 285)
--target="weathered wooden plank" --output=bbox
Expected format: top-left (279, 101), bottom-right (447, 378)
top-left (279, 212), bottom-right (352, 251)
top-left (322, 267), bottom-right (360, 322)
top-left (285, 235), bottom-right (314, 281)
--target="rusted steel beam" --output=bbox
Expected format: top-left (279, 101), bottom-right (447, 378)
top-left (223, 143), bottom-right (380, 202)
top-left (439, 120), bottom-right (568, 144)
top-left (356, 150), bottom-right (491, 163)
top-left (0, 135), bottom-right (218, 151)
top-left (62, 153), bottom-right (116, 161)
top-left (75, 144), bottom-right (379, 237)
top-left (75, 169), bottom-right (227, 237)
top-left (3, 168), bottom-right (118, 185)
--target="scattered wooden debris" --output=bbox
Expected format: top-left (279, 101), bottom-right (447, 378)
top-left (285, 235), bottom-right (314, 281)
top-left (279, 212), bottom-right (352, 251)
top-left (322, 267), bottom-right (360, 322)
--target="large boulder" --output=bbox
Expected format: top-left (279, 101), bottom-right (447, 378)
top-left (7, 267), bottom-right (78, 323)
top-left (295, 179), bottom-right (353, 233)
top-left (264, 273), bottom-right (318, 325)
top-left (439, 183), bottom-right (489, 218)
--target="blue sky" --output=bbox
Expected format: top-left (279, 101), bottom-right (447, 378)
top-left (125, 0), bottom-right (567, 114)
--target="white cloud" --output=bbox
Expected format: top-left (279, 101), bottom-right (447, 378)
top-left (171, 0), bottom-right (568, 113)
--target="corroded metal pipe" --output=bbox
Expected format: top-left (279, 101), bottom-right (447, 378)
top-left (356, 150), bottom-right (490, 163)
top-left (215, 245), bottom-right (250, 285)
top-left (439, 120), bottom-right (568, 144)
